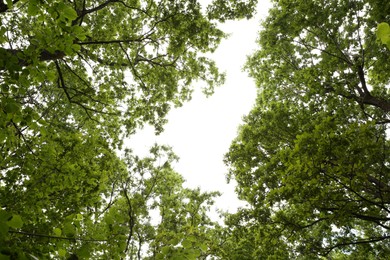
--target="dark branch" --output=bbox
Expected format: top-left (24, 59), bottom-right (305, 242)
top-left (40, 49), bottom-right (66, 62)
top-left (74, 0), bottom-right (119, 25)
top-left (76, 38), bottom-right (144, 45)
top-left (0, 48), bottom-right (65, 68)
top-left (322, 235), bottom-right (390, 256)
top-left (122, 184), bottom-right (135, 254)
top-left (10, 120), bottom-right (40, 159)
top-left (55, 60), bottom-right (109, 121)
top-left (9, 230), bottom-right (108, 242)
top-left (361, 94), bottom-right (390, 112)
top-left (79, 47), bottom-right (129, 67)
top-left (293, 38), bottom-right (351, 65)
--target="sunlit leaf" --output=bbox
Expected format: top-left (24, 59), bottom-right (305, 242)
top-left (7, 215), bottom-right (23, 229)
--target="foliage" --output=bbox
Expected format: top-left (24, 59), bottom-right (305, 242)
top-left (0, 0), bottom-right (258, 258)
top-left (206, 0), bottom-right (258, 22)
top-left (377, 22), bottom-right (390, 50)
top-left (2, 145), bottom-right (223, 259)
top-left (225, 0), bottom-right (390, 258)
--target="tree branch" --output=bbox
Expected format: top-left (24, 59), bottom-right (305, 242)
top-left (0, 48), bottom-right (65, 68)
top-left (293, 38), bottom-right (351, 65)
top-left (351, 212), bottom-right (390, 225)
top-left (360, 94), bottom-right (390, 112)
top-left (79, 47), bottom-right (129, 67)
top-left (55, 60), bottom-right (108, 122)
top-left (10, 120), bottom-right (40, 159)
top-left (9, 230), bottom-right (108, 242)
top-left (74, 0), bottom-right (119, 25)
top-left (322, 235), bottom-right (390, 256)
top-left (122, 183), bottom-right (135, 254)
top-left (319, 168), bottom-right (390, 214)
top-left (76, 38), bottom-right (143, 45)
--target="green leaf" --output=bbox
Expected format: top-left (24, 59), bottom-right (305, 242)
top-left (199, 244), bottom-right (208, 252)
top-left (182, 239), bottom-right (192, 249)
top-left (72, 44), bottom-right (81, 52)
top-left (7, 214), bottom-right (23, 229)
top-left (58, 249), bottom-right (66, 257)
top-left (61, 5), bottom-right (78, 21)
top-left (46, 71), bottom-right (56, 82)
top-left (187, 250), bottom-right (200, 260)
top-left (63, 222), bottom-right (76, 237)
top-left (27, 0), bottom-right (39, 16)
top-left (0, 223), bottom-right (9, 238)
top-left (161, 246), bottom-right (170, 255)
top-left (72, 26), bottom-right (86, 40)
top-left (169, 237), bottom-right (180, 245)
top-left (53, 227), bottom-right (62, 236)
top-left (377, 22), bottom-right (390, 47)
top-left (4, 100), bottom-right (21, 114)
top-left (6, 0), bottom-right (12, 8)
top-left (76, 245), bottom-right (91, 259)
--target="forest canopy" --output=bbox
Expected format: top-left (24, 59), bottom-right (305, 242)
top-left (0, 0), bottom-right (256, 259)
top-left (1, 0), bottom-right (390, 259)
top-left (224, 0), bottom-right (390, 258)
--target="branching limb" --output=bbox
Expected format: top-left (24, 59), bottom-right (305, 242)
top-left (9, 230), bottom-right (108, 242)
top-left (322, 235), bottom-right (390, 256)
top-left (122, 183), bottom-right (135, 255)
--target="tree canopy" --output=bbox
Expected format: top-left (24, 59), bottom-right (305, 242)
top-left (3, 0), bottom-right (390, 259)
top-left (224, 0), bottom-right (390, 258)
top-left (0, 0), bottom-right (258, 259)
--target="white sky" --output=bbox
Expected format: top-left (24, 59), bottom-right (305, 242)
top-left (128, 1), bottom-right (272, 215)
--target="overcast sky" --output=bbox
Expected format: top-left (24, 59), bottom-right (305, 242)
top-left (128, 1), bottom-right (272, 215)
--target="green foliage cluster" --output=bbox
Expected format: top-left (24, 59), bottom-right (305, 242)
top-left (224, 0), bottom-right (390, 258)
top-left (0, 0), bottom-right (257, 259)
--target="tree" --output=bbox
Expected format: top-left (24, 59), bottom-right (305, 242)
top-left (0, 0), bottom-right (258, 258)
top-left (225, 0), bottom-right (390, 258)
top-left (2, 145), bottom-right (223, 259)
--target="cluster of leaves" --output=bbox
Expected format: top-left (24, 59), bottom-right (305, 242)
top-left (0, 0), bottom-right (259, 259)
top-left (224, 0), bottom-right (390, 258)
top-left (2, 145), bottom-right (224, 259)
